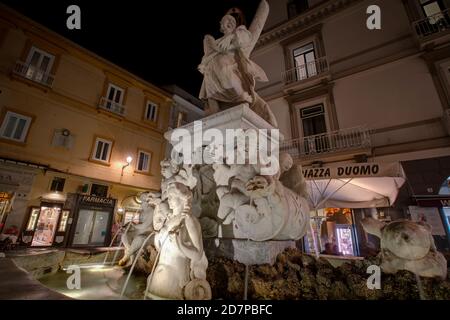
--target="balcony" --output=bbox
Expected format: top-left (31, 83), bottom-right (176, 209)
top-left (13, 61), bottom-right (54, 87)
top-left (282, 57), bottom-right (329, 84)
top-left (281, 126), bottom-right (371, 159)
top-left (98, 97), bottom-right (125, 117)
top-left (412, 8), bottom-right (450, 40)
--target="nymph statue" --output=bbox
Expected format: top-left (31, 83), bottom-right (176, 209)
top-left (146, 182), bottom-right (211, 300)
top-left (198, 0), bottom-right (278, 127)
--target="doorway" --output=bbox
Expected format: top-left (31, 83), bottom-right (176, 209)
top-left (72, 209), bottom-right (110, 246)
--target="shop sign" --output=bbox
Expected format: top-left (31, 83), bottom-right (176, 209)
top-left (80, 195), bottom-right (114, 206)
top-left (303, 162), bottom-right (400, 180)
top-left (415, 197), bottom-right (450, 208)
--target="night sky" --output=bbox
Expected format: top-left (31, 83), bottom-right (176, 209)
top-left (0, 0), bottom-right (263, 97)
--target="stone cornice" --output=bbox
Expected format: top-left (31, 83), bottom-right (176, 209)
top-left (256, 0), bottom-right (364, 49)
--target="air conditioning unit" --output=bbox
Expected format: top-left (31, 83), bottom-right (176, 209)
top-left (52, 129), bottom-right (74, 149)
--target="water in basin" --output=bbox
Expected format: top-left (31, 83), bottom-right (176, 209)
top-left (39, 264), bottom-right (147, 300)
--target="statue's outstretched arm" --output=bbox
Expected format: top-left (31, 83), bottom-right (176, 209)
top-left (246, 0), bottom-right (269, 56)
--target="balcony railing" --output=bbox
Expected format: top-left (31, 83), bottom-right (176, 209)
top-left (98, 97), bottom-right (126, 116)
top-left (13, 61), bottom-right (54, 87)
top-left (281, 126), bottom-right (371, 159)
top-left (412, 8), bottom-right (450, 39)
top-left (282, 57), bottom-right (329, 84)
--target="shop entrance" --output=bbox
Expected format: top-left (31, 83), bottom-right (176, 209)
top-left (31, 204), bottom-right (61, 247)
top-left (72, 209), bottom-right (110, 246)
top-left (0, 192), bottom-right (12, 233)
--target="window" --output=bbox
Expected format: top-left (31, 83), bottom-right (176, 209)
top-left (26, 208), bottom-right (40, 231)
top-left (300, 104), bottom-right (329, 154)
top-left (91, 137), bottom-right (113, 163)
top-left (300, 104), bottom-right (327, 137)
top-left (414, 0), bottom-right (450, 38)
top-left (24, 46), bottom-right (55, 82)
top-left (50, 177), bottom-right (65, 192)
top-left (144, 101), bottom-right (158, 122)
top-left (58, 210), bottom-right (70, 232)
top-left (105, 84), bottom-right (124, 107)
top-left (293, 42), bottom-right (317, 81)
top-left (90, 184), bottom-right (109, 198)
top-left (0, 110), bottom-right (32, 143)
top-left (99, 83), bottom-right (126, 116)
top-left (136, 150), bottom-right (152, 173)
top-left (420, 0), bottom-right (444, 18)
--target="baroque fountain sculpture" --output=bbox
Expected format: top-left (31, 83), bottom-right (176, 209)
top-left (118, 0), bottom-right (311, 300)
top-left (116, 0), bottom-right (447, 301)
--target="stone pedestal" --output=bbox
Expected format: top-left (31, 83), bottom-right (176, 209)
top-left (164, 103), bottom-right (283, 142)
top-left (163, 104), bottom-right (309, 266)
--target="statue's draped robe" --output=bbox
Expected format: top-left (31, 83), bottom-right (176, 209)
top-left (199, 26), bottom-right (268, 104)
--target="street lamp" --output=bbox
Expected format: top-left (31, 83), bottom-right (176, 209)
top-left (121, 156), bottom-right (133, 176)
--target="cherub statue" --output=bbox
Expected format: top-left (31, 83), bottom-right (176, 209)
top-left (198, 0), bottom-right (278, 127)
top-left (160, 159), bottom-right (197, 200)
top-left (146, 182), bottom-right (211, 300)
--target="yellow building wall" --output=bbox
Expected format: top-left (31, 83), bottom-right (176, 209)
top-left (0, 18), bottom-right (171, 191)
top-left (0, 8), bottom-right (173, 234)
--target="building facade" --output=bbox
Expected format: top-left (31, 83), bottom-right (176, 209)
top-left (162, 85), bottom-right (204, 158)
top-left (0, 5), bottom-right (172, 248)
top-left (164, 85), bottom-right (204, 130)
top-left (252, 0), bottom-right (450, 255)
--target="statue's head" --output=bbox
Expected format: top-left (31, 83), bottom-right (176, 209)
top-left (167, 182), bottom-right (192, 215)
top-left (279, 152), bottom-right (293, 173)
top-left (220, 14), bottom-right (237, 35)
top-left (160, 159), bottom-right (180, 179)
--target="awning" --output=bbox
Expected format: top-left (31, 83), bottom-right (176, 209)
top-left (303, 162), bottom-right (406, 209)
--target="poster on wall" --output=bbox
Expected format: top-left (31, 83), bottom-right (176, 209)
top-left (408, 206), bottom-right (446, 236)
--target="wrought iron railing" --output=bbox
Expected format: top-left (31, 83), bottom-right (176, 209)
top-left (13, 61), bottom-right (54, 87)
top-left (282, 57), bottom-right (329, 84)
top-left (281, 126), bottom-right (371, 158)
top-left (413, 8), bottom-right (450, 39)
top-left (98, 97), bottom-right (126, 116)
